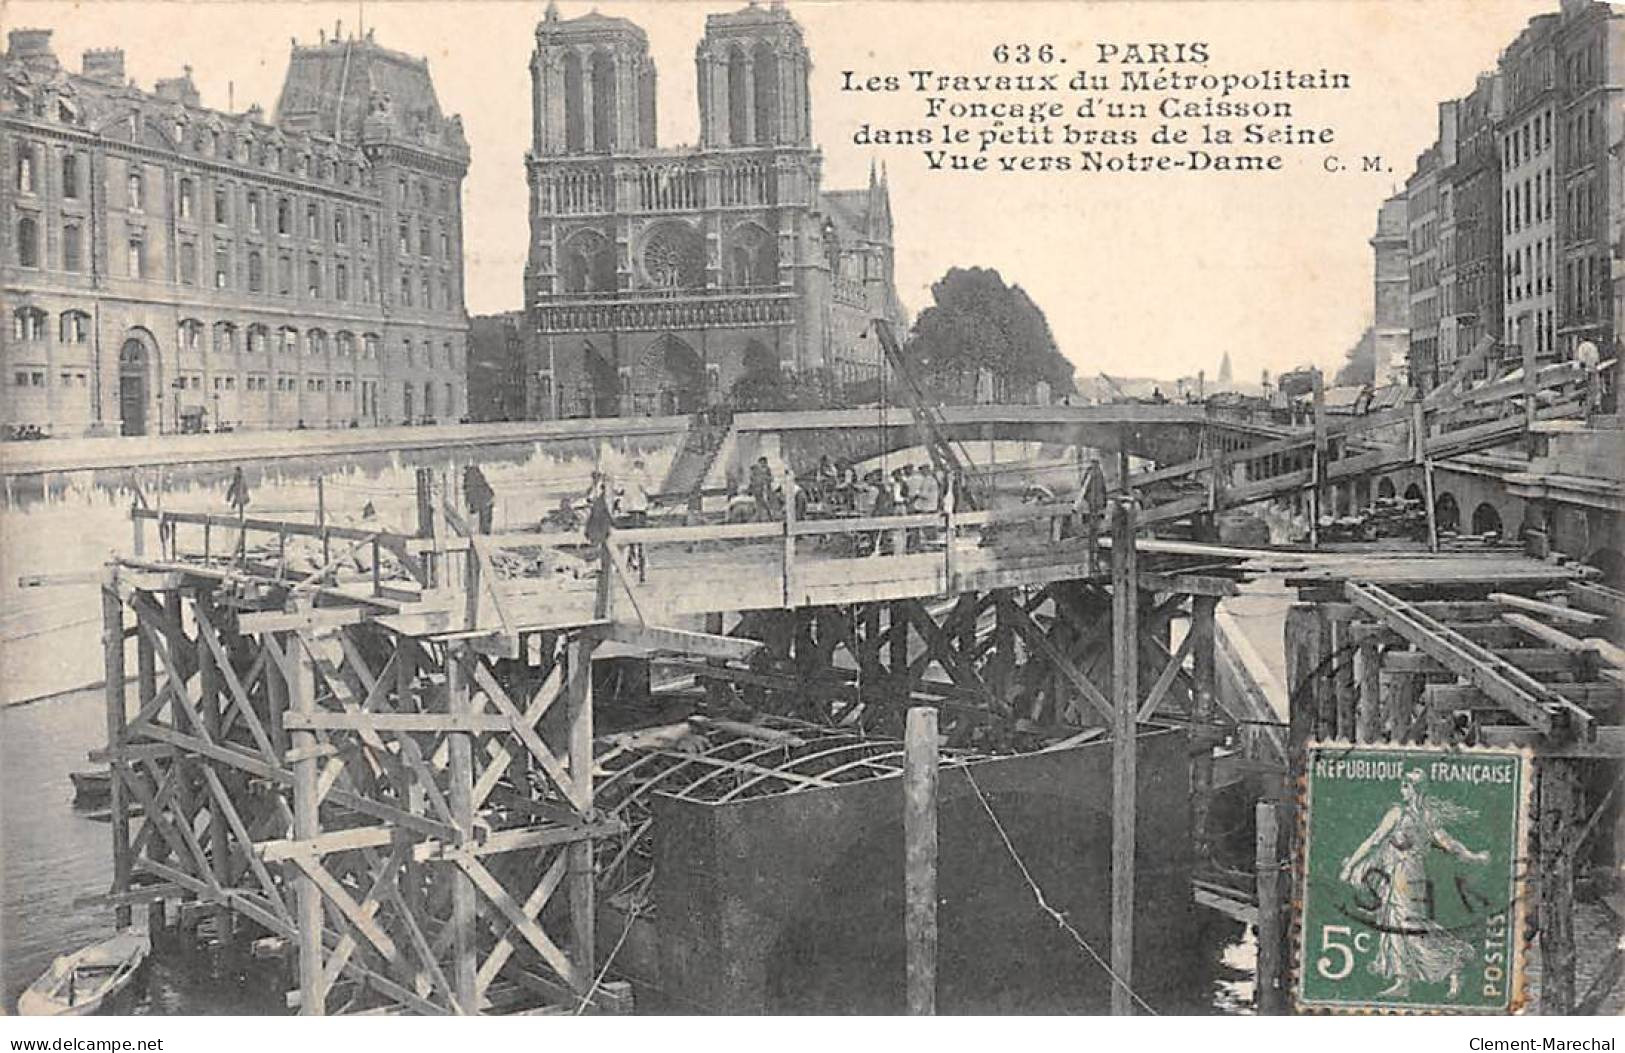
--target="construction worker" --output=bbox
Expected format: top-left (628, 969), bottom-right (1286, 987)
top-left (583, 471), bottom-right (613, 553)
top-left (618, 459), bottom-right (652, 582)
top-left (226, 466), bottom-right (251, 516)
top-left (1072, 457), bottom-right (1108, 574)
top-left (749, 456), bottom-right (775, 521)
top-left (463, 464), bottom-right (495, 534)
top-left (1576, 340), bottom-right (1601, 416)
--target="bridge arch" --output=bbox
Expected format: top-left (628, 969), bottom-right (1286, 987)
top-left (1470, 502), bottom-right (1503, 538)
top-left (1434, 492), bottom-right (1460, 534)
top-left (1403, 483), bottom-right (1424, 504)
top-left (1377, 477), bottom-right (1396, 501)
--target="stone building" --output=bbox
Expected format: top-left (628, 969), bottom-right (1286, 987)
top-left (1, 26), bottom-right (469, 437)
top-left (1443, 72), bottom-right (1506, 379)
top-left (1553, 0), bottom-right (1623, 360)
top-left (521, 1), bottom-right (906, 419)
top-left (467, 310), bottom-right (527, 422)
top-left (1370, 191), bottom-right (1410, 387)
top-left (1405, 144), bottom-right (1442, 389)
top-left (1498, 12), bottom-right (1563, 363)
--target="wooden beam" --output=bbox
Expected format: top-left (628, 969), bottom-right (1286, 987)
top-left (904, 707), bottom-right (938, 1016)
top-left (1189, 596), bottom-right (1218, 859)
top-left (598, 621), bottom-right (764, 663)
top-left (1475, 727), bottom-right (1624, 758)
top-left (1423, 334), bottom-right (1497, 407)
top-left (1136, 625), bottom-right (1195, 722)
top-left (287, 630), bottom-right (326, 1015)
top-left (1381, 648), bottom-right (1584, 676)
top-left (237, 607), bottom-right (373, 634)
top-left (1109, 496), bottom-right (1138, 1016)
top-left (1135, 571), bottom-right (1239, 598)
top-left (1425, 682), bottom-right (1619, 709)
top-left (566, 632), bottom-right (597, 993)
top-left (1255, 800), bottom-right (1284, 1014)
top-left (1500, 612), bottom-right (1594, 654)
top-left (446, 645), bottom-right (479, 1013)
top-left (101, 577), bottom-right (134, 930)
top-left (281, 711), bottom-right (512, 733)
top-left (1491, 592), bottom-right (1607, 630)
top-left (1347, 582), bottom-right (1592, 739)
top-left (1539, 759), bottom-right (1579, 1013)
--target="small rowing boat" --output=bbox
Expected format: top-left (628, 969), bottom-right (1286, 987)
top-left (17, 930), bottom-right (150, 1016)
top-left (69, 770), bottom-right (112, 805)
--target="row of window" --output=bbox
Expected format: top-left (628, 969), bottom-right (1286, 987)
top-left (10, 308), bottom-right (90, 344)
top-left (13, 147), bottom-right (456, 260)
top-left (1565, 104), bottom-right (1604, 164)
top-left (1505, 307), bottom-right (1556, 356)
top-left (1506, 236), bottom-right (1556, 304)
top-left (12, 216), bottom-right (459, 312)
top-left (10, 368), bottom-right (86, 388)
top-left (15, 122), bottom-right (371, 190)
top-left (1506, 171), bottom-right (1555, 235)
top-left (1566, 177), bottom-right (1602, 243)
top-left (11, 306), bottom-right (463, 373)
top-left (1504, 111), bottom-right (1552, 171)
top-left (1564, 253), bottom-right (1606, 319)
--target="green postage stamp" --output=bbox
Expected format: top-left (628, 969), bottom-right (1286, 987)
top-left (1296, 742), bottom-right (1532, 1013)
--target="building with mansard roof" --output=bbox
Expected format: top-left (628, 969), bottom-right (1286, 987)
top-left (1, 26), bottom-right (469, 437)
top-left (522, 1), bottom-right (907, 419)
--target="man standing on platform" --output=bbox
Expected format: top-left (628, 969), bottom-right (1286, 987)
top-left (463, 464), bottom-right (495, 534)
top-left (618, 459), bottom-right (652, 582)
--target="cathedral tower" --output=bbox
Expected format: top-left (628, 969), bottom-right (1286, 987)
top-left (530, 1), bottom-right (656, 156)
top-left (696, 1), bottom-right (811, 148)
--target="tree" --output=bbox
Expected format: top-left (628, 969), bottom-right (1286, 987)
top-left (1335, 328), bottom-right (1376, 387)
top-left (902, 267), bottom-right (1075, 403)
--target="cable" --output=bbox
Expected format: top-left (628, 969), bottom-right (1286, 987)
top-left (959, 765), bottom-right (1160, 1015)
top-left (573, 899), bottom-right (644, 1015)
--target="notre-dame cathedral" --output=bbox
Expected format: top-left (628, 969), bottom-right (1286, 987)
top-left (522, 1), bottom-right (907, 418)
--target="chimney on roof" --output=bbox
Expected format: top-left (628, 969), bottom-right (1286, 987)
top-left (7, 29), bottom-right (61, 73)
top-left (81, 47), bottom-right (126, 85)
top-left (154, 65), bottom-right (201, 107)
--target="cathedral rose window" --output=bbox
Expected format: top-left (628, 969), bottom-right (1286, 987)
top-left (640, 222), bottom-right (704, 290)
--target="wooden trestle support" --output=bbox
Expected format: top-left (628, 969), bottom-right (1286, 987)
top-left (94, 496), bottom-right (1246, 1016)
top-left (98, 563), bottom-right (617, 1015)
top-left (1270, 576), bottom-right (1624, 1015)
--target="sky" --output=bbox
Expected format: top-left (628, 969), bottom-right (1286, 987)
top-left (7, 0), bottom-right (1553, 383)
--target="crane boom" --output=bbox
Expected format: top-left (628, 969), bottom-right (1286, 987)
top-left (869, 318), bottom-right (987, 509)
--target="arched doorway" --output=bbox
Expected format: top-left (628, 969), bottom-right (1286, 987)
top-left (1403, 483), bottom-right (1424, 504)
top-left (118, 337), bottom-right (151, 436)
top-left (1434, 492), bottom-right (1460, 533)
top-left (580, 343), bottom-right (620, 418)
top-left (1471, 502), bottom-right (1503, 538)
top-left (1377, 477), bottom-right (1396, 501)
top-left (633, 335), bottom-right (704, 416)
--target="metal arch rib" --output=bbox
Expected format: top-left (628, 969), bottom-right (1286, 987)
top-left (714, 740), bottom-right (902, 802)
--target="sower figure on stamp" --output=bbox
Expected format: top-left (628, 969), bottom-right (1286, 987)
top-left (1338, 769), bottom-right (1490, 999)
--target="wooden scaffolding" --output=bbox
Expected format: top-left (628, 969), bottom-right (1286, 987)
top-left (94, 472), bottom-right (1252, 1015)
top-left (1257, 568), bottom-right (1624, 1015)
